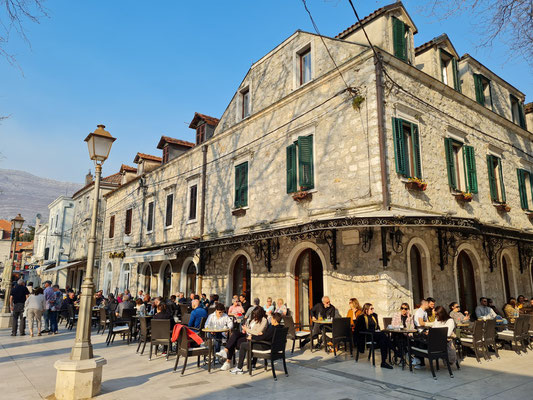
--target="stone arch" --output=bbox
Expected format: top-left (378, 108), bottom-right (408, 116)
top-left (406, 237), bottom-right (433, 307)
top-left (500, 249), bottom-right (517, 300)
top-left (453, 243), bottom-right (485, 307)
top-left (180, 256), bottom-right (199, 295)
top-left (103, 261), bottom-right (113, 295)
top-left (140, 262), bottom-right (153, 296)
top-left (285, 241), bottom-right (329, 316)
top-left (159, 260), bottom-right (173, 298)
top-left (118, 262), bottom-right (131, 293)
top-left (226, 249), bottom-right (254, 304)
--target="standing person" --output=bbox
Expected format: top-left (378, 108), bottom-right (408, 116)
top-left (25, 287), bottom-right (46, 337)
top-left (48, 285), bottom-right (62, 334)
top-left (42, 280), bottom-right (54, 333)
top-left (10, 279), bottom-right (30, 336)
top-left (354, 303), bottom-right (393, 369)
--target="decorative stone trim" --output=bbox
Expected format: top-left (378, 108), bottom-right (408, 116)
top-left (292, 190), bottom-right (313, 202)
top-left (231, 208), bottom-right (247, 217)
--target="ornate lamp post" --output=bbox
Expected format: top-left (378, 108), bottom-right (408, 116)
top-left (0, 214), bottom-right (24, 328)
top-left (54, 125), bottom-right (115, 400)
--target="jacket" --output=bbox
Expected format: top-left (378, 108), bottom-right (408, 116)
top-left (354, 313), bottom-right (381, 353)
top-left (310, 303), bottom-right (336, 320)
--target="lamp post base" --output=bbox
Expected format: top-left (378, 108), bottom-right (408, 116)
top-left (54, 357), bottom-right (106, 400)
top-left (0, 312), bottom-right (12, 329)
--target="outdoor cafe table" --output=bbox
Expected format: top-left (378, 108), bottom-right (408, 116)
top-left (312, 319), bottom-right (333, 352)
top-left (202, 328), bottom-right (230, 368)
top-left (383, 328), bottom-right (417, 369)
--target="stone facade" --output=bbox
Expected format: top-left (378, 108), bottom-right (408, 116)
top-left (97, 2), bottom-right (532, 319)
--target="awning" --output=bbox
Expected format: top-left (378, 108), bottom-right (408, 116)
top-left (44, 260), bottom-right (86, 273)
top-left (123, 249), bottom-right (176, 264)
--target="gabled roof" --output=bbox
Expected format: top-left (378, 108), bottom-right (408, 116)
top-left (14, 241), bottom-right (32, 251)
top-left (189, 112), bottom-right (220, 129)
top-left (335, 1), bottom-right (417, 40)
top-left (156, 136), bottom-right (195, 150)
top-left (19, 242), bottom-right (33, 250)
top-left (133, 153), bottom-right (162, 164)
top-left (415, 33), bottom-right (459, 59)
top-left (120, 164), bottom-right (137, 173)
top-left (72, 171), bottom-right (121, 198)
top-left (0, 220), bottom-right (11, 231)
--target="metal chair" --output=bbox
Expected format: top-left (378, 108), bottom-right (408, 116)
top-left (460, 320), bottom-right (487, 362)
top-left (324, 317), bottom-right (353, 356)
top-left (248, 327), bottom-right (289, 381)
top-left (136, 316), bottom-right (151, 355)
top-left (173, 326), bottom-right (211, 375)
top-left (66, 304), bottom-right (77, 331)
top-left (97, 308), bottom-right (109, 334)
top-left (283, 315), bottom-right (310, 353)
top-left (355, 330), bottom-right (377, 366)
top-left (497, 317), bottom-right (527, 353)
top-left (410, 327), bottom-right (454, 380)
top-left (383, 317), bottom-right (392, 328)
top-left (106, 312), bottom-right (131, 346)
top-left (149, 319), bottom-right (172, 360)
top-left (180, 313), bottom-right (191, 326)
top-left (483, 319), bottom-right (499, 358)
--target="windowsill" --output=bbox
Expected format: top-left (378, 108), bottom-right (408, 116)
top-left (187, 219), bottom-right (198, 225)
top-left (146, 230), bottom-right (154, 235)
top-left (492, 202), bottom-right (511, 212)
top-left (298, 78), bottom-right (314, 89)
top-left (288, 188), bottom-right (317, 195)
top-left (232, 207), bottom-right (248, 217)
top-left (164, 225), bottom-right (173, 230)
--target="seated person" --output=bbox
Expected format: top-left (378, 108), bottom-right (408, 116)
top-left (413, 300), bottom-right (429, 328)
top-left (205, 303), bottom-right (233, 352)
top-left (263, 297), bottom-right (275, 316)
top-left (475, 297), bottom-right (507, 324)
top-left (391, 303), bottom-right (414, 329)
top-left (488, 298), bottom-right (503, 316)
top-left (274, 298), bottom-right (287, 316)
top-left (300, 296), bottom-right (336, 349)
top-left (116, 294), bottom-right (135, 317)
top-left (228, 299), bottom-right (245, 317)
top-left (517, 295), bottom-right (527, 310)
top-left (347, 298), bottom-right (363, 331)
top-left (449, 302), bottom-right (470, 325)
top-left (189, 299), bottom-right (208, 329)
top-left (105, 293), bottom-right (118, 313)
top-left (218, 307), bottom-right (268, 371)
top-left (153, 303), bottom-right (172, 321)
top-left (503, 298), bottom-right (519, 323)
top-left (354, 303), bottom-right (393, 369)
top-left (426, 297), bottom-right (436, 323)
top-left (135, 298), bottom-right (146, 317)
top-left (244, 298), bottom-right (260, 320)
top-left (432, 306), bottom-right (455, 337)
top-left (231, 312), bottom-right (283, 375)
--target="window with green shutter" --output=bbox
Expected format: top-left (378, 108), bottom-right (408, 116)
top-left (474, 74), bottom-right (492, 107)
top-left (451, 57), bottom-right (461, 92)
top-left (444, 139), bottom-right (478, 193)
top-left (439, 49), bottom-right (460, 92)
top-left (510, 94), bottom-right (527, 129)
top-left (487, 155), bottom-right (506, 203)
top-left (444, 138), bottom-right (457, 190)
top-left (463, 145), bottom-right (478, 193)
top-left (392, 16), bottom-right (407, 62)
top-left (286, 135), bottom-right (314, 193)
top-left (517, 169), bottom-right (529, 210)
top-left (234, 161), bottom-right (248, 208)
top-left (392, 118), bottom-right (422, 179)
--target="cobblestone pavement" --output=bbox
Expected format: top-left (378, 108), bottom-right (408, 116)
top-left (1, 322), bottom-right (533, 400)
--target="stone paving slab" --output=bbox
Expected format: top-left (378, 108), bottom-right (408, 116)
top-left (1, 323), bottom-right (532, 400)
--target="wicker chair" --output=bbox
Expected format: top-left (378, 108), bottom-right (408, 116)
top-left (248, 327), bottom-right (289, 381)
top-left (460, 320), bottom-right (487, 362)
top-left (410, 327), bottom-right (454, 380)
top-left (497, 317), bottom-right (527, 353)
top-left (136, 316), bottom-right (151, 355)
top-left (149, 319), bottom-right (172, 360)
top-left (173, 326), bottom-right (211, 375)
top-left (324, 317), bottom-right (353, 356)
top-left (283, 315), bottom-right (310, 353)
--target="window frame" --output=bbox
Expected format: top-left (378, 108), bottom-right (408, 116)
top-left (146, 200), bottom-right (154, 233)
top-left (510, 94), bottom-right (526, 129)
top-left (392, 16), bottom-right (409, 62)
top-left (109, 215), bottom-right (115, 238)
top-left (487, 154), bottom-right (506, 203)
top-left (392, 117), bottom-right (422, 179)
top-left (196, 124), bottom-right (206, 145)
top-left (165, 193), bottom-right (174, 228)
top-left (444, 138), bottom-right (478, 193)
top-left (234, 161), bottom-right (249, 209)
top-left (474, 73), bottom-right (492, 108)
top-left (299, 47), bottom-right (312, 85)
top-left (517, 168), bottom-right (533, 211)
top-left (439, 48), bottom-right (461, 92)
top-left (124, 208), bottom-right (132, 235)
top-left (162, 145), bottom-right (169, 164)
top-left (188, 184), bottom-right (198, 222)
top-left (286, 134), bottom-right (315, 193)
top-left (241, 87), bottom-right (250, 119)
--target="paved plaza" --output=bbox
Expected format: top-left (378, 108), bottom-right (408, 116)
top-left (1, 321), bottom-right (533, 400)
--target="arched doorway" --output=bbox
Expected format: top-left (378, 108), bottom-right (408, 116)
top-left (501, 256), bottom-right (511, 301)
top-left (185, 262), bottom-right (197, 295)
top-left (410, 245), bottom-right (424, 305)
top-left (295, 249), bottom-right (323, 327)
top-left (142, 264), bottom-right (152, 296)
top-left (232, 255), bottom-right (251, 301)
top-left (103, 263), bottom-right (113, 295)
top-left (162, 264), bottom-right (172, 299)
top-left (119, 263), bottom-right (131, 292)
top-left (457, 251), bottom-right (477, 315)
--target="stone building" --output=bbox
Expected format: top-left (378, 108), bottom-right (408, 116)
top-left (98, 2), bottom-right (532, 322)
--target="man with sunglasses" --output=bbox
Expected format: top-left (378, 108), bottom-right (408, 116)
top-left (300, 296), bottom-right (337, 349)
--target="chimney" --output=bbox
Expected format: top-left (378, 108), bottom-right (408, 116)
top-left (85, 169), bottom-right (94, 185)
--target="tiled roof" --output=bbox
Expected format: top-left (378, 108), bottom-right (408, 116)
top-left (189, 112), bottom-right (220, 129)
top-left (15, 241), bottom-right (32, 250)
top-left (19, 242), bottom-right (33, 250)
top-left (335, 1), bottom-right (416, 39)
top-left (525, 103), bottom-right (533, 114)
top-left (133, 153), bottom-right (162, 164)
top-left (157, 136), bottom-right (195, 150)
top-left (414, 34), bottom-right (459, 58)
top-left (102, 172), bottom-right (122, 184)
top-left (0, 220), bottom-right (11, 231)
top-left (120, 164), bottom-right (137, 173)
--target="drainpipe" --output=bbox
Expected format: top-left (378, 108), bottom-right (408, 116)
top-left (374, 53), bottom-right (390, 210)
top-left (198, 144), bottom-right (208, 294)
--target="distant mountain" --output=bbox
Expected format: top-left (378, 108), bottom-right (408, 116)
top-left (0, 169), bottom-right (83, 225)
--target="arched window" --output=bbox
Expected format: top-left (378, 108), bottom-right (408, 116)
top-left (143, 264), bottom-right (152, 296)
top-left (186, 262), bottom-right (197, 295)
top-left (457, 251), bottom-right (477, 315)
top-left (162, 264), bottom-right (172, 299)
top-left (502, 256), bottom-right (511, 300)
top-left (294, 249), bottom-right (323, 327)
top-left (103, 263), bottom-right (113, 295)
top-left (119, 263), bottom-right (131, 292)
top-left (409, 245), bottom-right (424, 305)
top-left (232, 255), bottom-right (251, 302)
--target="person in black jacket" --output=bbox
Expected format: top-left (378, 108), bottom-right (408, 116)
top-left (300, 296), bottom-right (337, 348)
top-left (230, 312), bottom-right (283, 374)
top-left (354, 303), bottom-right (393, 369)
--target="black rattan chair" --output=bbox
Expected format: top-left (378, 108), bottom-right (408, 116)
top-left (106, 312), bottom-right (131, 346)
top-left (460, 320), bottom-right (486, 362)
top-left (283, 315), bottom-right (310, 353)
top-left (497, 317), bottom-right (527, 353)
top-left (483, 319), bottom-right (499, 358)
top-left (248, 327), bottom-right (289, 381)
top-left (136, 316), bottom-right (151, 355)
top-left (324, 317), bottom-right (353, 356)
top-left (149, 319), bottom-right (172, 360)
top-left (410, 327), bottom-right (454, 380)
top-left (173, 326), bottom-right (211, 375)
top-left (97, 308), bottom-right (109, 334)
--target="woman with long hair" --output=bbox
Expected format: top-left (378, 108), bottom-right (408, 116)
top-left (347, 298), bottom-right (362, 330)
top-left (354, 303), bottom-right (393, 369)
top-left (432, 306), bottom-right (455, 337)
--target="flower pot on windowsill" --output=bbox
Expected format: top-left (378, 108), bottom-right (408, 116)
top-left (526, 211), bottom-right (533, 220)
top-left (404, 178), bottom-right (427, 191)
top-left (493, 202), bottom-right (511, 212)
top-left (231, 208), bottom-right (246, 217)
top-left (453, 191), bottom-right (473, 202)
top-left (292, 190), bottom-right (313, 202)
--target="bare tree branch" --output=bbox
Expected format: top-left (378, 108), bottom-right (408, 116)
top-left (425, 0), bottom-right (533, 66)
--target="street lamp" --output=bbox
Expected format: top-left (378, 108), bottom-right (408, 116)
top-left (0, 214), bottom-right (24, 323)
top-left (55, 125), bottom-right (115, 400)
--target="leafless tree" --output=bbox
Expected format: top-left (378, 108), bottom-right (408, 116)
top-left (0, 0), bottom-right (47, 66)
top-left (426, 0), bottom-right (533, 65)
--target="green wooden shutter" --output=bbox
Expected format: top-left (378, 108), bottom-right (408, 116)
top-left (392, 17), bottom-right (406, 61)
top-left (519, 102), bottom-right (526, 129)
top-left (452, 57), bottom-right (461, 92)
top-left (487, 155), bottom-right (498, 201)
top-left (234, 162), bottom-right (248, 208)
top-left (439, 49), bottom-right (445, 83)
top-left (474, 74), bottom-right (485, 106)
top-left (498, 157), bottom-right (506, 203)
top-left (392, 118), bottom-right (408, 176)
top-left (517, 169), bottom-right (528, 210)
top-left (297, 135), bottom-right (314, 190)
top-left (463, 145), bottom-right (478, 193)
top-left (286, 144), bottom-right (297, 193)
top-left (444, 138), bottom-right (457, 189)
top-left (411, 123), bottom-right (422, 178)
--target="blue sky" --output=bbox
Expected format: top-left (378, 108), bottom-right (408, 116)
top-left (0, 0), bottom-right (531, 183)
